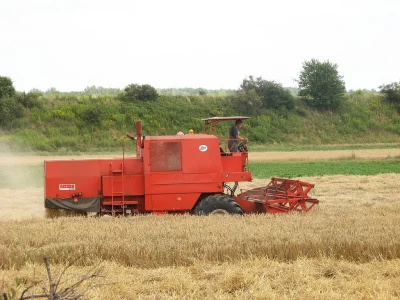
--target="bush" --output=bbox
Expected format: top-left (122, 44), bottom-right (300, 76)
top-left (239, 76), bottom-right (295, 111)
top-left (233, 89), bottom-right (262, 115)
top-left (379, 82), bottom-right (400, 111)
top-left (81, 106), bottom-right (103, 126)
top-left (297, 59), bottom-right (346, 111)
top-left (198, 89), bottom-right (207, 96)
top-left (0, 97), bottom-right (24, 127)
top-left (45, 87), bottom-right (60, 95)
top-left (16, 90), bottom-right (43, 108)
top-left (123, 84), bottom-right (158, 101)
top-left (0, 76), bottom-right (16, 99)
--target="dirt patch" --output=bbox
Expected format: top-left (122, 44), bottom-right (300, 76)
top-left (249, 148), bottom-right (400, 162)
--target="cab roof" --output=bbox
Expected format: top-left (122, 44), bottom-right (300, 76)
top-left (202, 116), bottom-right (249, 124)
top-left (148, 134), bottom-right (216, 140)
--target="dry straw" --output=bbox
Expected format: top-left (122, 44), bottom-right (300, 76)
top-left (1, 174), bottom-right (400, 299)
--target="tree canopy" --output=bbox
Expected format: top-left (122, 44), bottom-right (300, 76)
top-left (297, 59), bottom-right (346, 111)
top-left (0, 76), bottom-right (16, 99)
top-left (236, 76), bottom-right (294, 113)
top-left (123, 84), bottom-right (158, 101)
top-left (379, 81), bottom-right (400, 111)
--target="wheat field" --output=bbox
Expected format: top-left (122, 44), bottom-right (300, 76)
top-left (1, 174), bottom-right (400, 299)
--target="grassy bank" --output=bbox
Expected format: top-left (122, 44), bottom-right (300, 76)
top-left (0, 91), bottom-right (399, 152)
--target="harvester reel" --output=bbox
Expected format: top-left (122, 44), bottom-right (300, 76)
top-left (194, 194), bottom-right (243, 215)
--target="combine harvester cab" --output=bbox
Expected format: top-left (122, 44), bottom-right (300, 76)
top-left (44, 117), bottom-right (319, 217)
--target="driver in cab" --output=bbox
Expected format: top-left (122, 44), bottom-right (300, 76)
top-left (228, 119), bottom-right (248, 152)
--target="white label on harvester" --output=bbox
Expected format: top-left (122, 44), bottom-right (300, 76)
top-left (59, 184), bottom-right (76, 191)
top-left (199, 145), bottom-right (208, 152)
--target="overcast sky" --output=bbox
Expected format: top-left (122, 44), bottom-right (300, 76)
top-left (0, 0), bottom-right (399, 92)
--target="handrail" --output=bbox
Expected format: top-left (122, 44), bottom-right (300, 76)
top-left (219, 138), bottom-right (249, 172)
top-left (219, 138), bottom-right (248, 153)
top-left (121, 161), bottom-right (124, 215)
top-left (110, 162), bottom-right (114, 215)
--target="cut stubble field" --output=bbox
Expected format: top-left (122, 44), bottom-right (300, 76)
top-left (0, 151), bottom-right (400, 299)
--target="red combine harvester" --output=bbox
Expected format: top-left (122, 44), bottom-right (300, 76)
top-left (44, 117), bottom-right (319, 216)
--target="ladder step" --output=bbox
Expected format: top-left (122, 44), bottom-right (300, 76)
top-left (105, 209), bottom-right (124, 213)
top-left (112, 170), bottom-right (123, 173)
top-left (101, 209), bottom-right (139, 214)
top-left (103, 200), bottom-right (139, 205)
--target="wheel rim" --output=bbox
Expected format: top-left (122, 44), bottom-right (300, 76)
top-left (210, 209), bottom-right (229, 215)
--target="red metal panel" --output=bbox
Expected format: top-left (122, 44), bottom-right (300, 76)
top-left (45, 160), bottom-right (102, 199)
top-left (45, 158), bottom-right (144, 199)
top-left (181, 136), bottom-right (223, 174)
top-left (146, 193), bottom-right (201, 211)
top-left (149, 173), bottom-right (222, 194)
top-left (221, 155), bottom-right (243, 172)
top-left (149, 141), bottom-right (182, 171)
top-left (99, 158), bottom-right (143, 174)
top-left (145, 194), bottom-right (152, 211)
top-left (149, 173), bottom-right (184, 184)
top-left (102, 175), bottom-right (144, 196)
top-left (151, 182), bottom-right (222, 194)
top-left (222, 172), bottom-right (252, 182)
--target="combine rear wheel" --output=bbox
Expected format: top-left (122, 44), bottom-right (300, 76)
top-left (194, 194), bottom-right (243, 215)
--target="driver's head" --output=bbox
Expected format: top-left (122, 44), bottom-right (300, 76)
top-left (235, 119), bottom-right (243, 129)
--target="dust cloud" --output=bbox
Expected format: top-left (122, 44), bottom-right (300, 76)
top-left (0, 187), bottom-right (43, 220)
top-left (0, 143), bottom-right (45, 220)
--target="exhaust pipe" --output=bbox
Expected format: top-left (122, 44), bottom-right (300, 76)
top-left (135, 121), bottom-right (145, 155)
top-left (136, 120), bottom-right (143, 137)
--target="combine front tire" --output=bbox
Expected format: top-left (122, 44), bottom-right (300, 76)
top-left (195, 194), bottom-right (243, 215)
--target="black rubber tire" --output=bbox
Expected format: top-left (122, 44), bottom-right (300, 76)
top-left (194, 194), bottom-right (243, 215)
